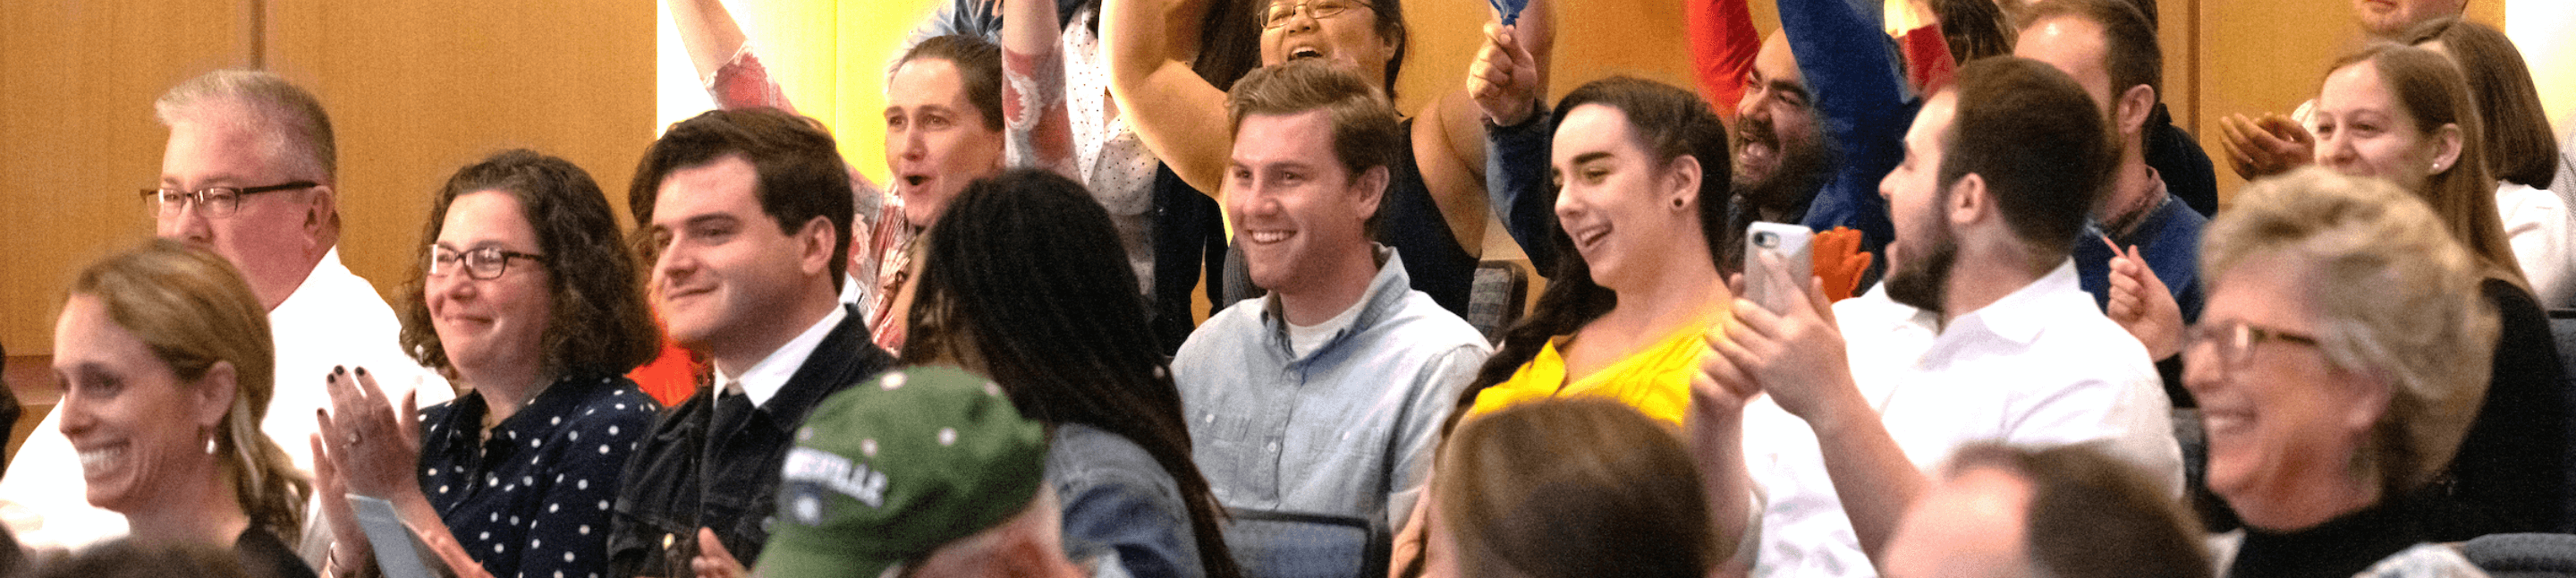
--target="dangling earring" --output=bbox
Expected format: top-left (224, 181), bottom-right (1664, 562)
top-left (204, 428), bottom-right (217, 455)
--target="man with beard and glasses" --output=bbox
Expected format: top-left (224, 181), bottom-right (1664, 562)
top-left (1691, 57), bottom-right (2182, 578)
top-left (1480, 0), bottom-right (1902, 277)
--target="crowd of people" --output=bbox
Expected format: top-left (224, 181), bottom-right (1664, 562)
top-left (1, 0), bottom-right (2572, 576)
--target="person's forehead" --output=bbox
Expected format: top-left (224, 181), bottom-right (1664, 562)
top-left (887, 58), bottom-right (973, 107)
top-left (1551, 104), bottom-right (1641, 163)
top-left (1753, 32), bottom-right (1802, 83)
top-left (2318, 64), bottom-right (2395, 111)
top-left (1905, 92), bottom-right (1960, 149)
top-left (651, 155), bottom-right (763, 223)
top-left (1232, 109), bottom-right (1340, 165)
top-left (163, 119), bottom-right (295, 183)
top-left (2016, 16), bottom-right (2111, 73)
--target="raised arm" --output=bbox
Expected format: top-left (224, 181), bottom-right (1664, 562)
top-left (1104, 0), bottom-right (1239, 196)
top-left (1414, 0), bottom-right (1554, 256)
top-left (670, 0), bottom-right (750, 82)
top-left (1003, 0), bottom-right (1079, 177)
top-left (1686, 0), bottom-right (1760, 116)
top-left (1781, 0), bottom-right (1908, 253)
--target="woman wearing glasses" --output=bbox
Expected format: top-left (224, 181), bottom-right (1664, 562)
top-left (311, 149), bottom-right (662, 578)
top-left (2186, 167), bottom-right (2495, 577)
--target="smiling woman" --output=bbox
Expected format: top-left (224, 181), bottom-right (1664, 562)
top-left (310, 149), bottom-right (663, 578)
top-left (2190, 167), bottom-right (2498, 577)
top-left (53, 239), bottom-right (313, 578)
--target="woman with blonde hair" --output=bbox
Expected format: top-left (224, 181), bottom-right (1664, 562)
top-left (2190, 167), bottom-right (2494, 576)
top-left (2308, 44), bottom-right (2567, 539)
top-left (51, 239), bottom-right (312, 578)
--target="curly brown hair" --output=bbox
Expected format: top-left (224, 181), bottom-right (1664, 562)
top-left (400, 149), bottom-right (661, 380)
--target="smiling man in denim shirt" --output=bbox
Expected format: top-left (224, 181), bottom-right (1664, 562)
top-left (1170, 61), bottom-right (1490, 548)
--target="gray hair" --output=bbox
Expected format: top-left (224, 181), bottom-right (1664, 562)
top-left (154, 70), bottom-right (336, 183)
top-left (2201, 166), bottom-right (2497, 494)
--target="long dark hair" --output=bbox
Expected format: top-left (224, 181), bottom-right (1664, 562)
top-left (902, 169), bottom-right (1242, 578)
top-left (1462, 77), bottom-right (1734, 398)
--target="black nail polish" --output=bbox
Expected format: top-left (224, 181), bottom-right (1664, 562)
top-left (334, 365), bottom-right (346, 376)
top-left (356, 367), bottom-right (369, 377)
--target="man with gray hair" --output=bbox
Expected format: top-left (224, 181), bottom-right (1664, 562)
top-left (0, 69), bottom-right (446, 550)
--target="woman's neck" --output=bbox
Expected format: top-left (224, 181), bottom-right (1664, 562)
top-left (461, 363), bottom-right (547, 427)
top-left (1589, 256), bottom-right (1732, 346)
top-left (2240, 472), bottom-right (2384, 533)
top-left (125, 463), bottom-right (252, 548)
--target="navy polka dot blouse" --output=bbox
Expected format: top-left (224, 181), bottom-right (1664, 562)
top-left (419, 374), bottom-right (659, 578)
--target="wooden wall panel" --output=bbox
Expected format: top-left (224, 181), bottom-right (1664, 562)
top-left (263, 0), bottom-right (658, 310)
top-left (2189, 0), bottom-right (2509, 207)
top-left (0, 1), bottom-right (654, 355)
top-left (0, 0), bottom-right (255, 353)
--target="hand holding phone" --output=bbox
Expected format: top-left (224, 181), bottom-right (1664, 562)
top-left (1743, 222), bottom-right (1814, 314)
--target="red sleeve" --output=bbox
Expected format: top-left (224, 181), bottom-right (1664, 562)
top-left (1899, 24), bottom-right (1957, 96)
top-left (1687, 0), bottom-right (1760, 117)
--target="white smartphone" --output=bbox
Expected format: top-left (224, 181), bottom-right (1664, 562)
top-left (1743, 222), bottom-right (1814, 314)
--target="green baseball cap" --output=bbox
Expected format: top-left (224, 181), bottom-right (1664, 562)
top-left (752, 365), bottom-right (1049, 578)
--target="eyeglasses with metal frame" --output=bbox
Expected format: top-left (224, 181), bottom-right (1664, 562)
top-left (140, 181), bottom-right (320, 218)
top-left (2182, 319), bottom-right (2323, 371)
top-left (1262, 0), bottom-right (1374, 29)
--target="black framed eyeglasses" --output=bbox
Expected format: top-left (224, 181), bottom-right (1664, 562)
top-left (2182, 320), bottom-right (2323, 370)
top-left (140, 181), bottom-right (318, 218)
top-left (427, 245), bottom-right (547, 280)
top-left (1262, 0), bottom-right (1373, 29)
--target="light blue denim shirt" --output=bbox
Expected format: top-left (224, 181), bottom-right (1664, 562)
top-left (1172, 247), bottom-right (1492, 535)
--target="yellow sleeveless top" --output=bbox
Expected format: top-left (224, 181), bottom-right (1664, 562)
top-left (1464, 313), bottom-right (1725, 427)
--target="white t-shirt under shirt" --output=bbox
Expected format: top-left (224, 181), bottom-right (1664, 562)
top-left (0, 249), bottom-right (452, 549)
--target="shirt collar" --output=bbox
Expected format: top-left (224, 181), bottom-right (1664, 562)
top-left (1940, 259), bottom-right (2083, 345)
top-left (1258, 244), bottom-right (1411, 361)
top-left (724, 303), bottom-right (848, 406)
top-left (269, 247), bottom-right (347, 318)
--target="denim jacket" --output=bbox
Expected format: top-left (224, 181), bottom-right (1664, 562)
top-left (1050, 423), bottom-right (1207, 578)
top-left (605, 305), bottom-right (895, 578)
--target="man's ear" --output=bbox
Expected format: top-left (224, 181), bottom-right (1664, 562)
top-left (1945, 173), bottom-right (1990, 229)
top-left (305, 184), bottom-right (338, 241)
top-left (1351, 165), bottom-right (1389, 222)
top-left (798, 215), bottom-right (837, 277)
top-left (194, 361), bottom-right (240, 430)
top-left (2432, 123), bottom-right (2465, 175)
top-left (2115, 84), bottom-right (2157, 140)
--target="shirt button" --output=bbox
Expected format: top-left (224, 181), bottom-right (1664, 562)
top-left (1265, 441), bottom-right (1279, 452)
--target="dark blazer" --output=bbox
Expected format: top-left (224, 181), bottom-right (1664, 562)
top-left (605, 304), bottom-right (896, 578)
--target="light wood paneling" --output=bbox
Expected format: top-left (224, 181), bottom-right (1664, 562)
top-left (0, 1), bottom-right (655, 354)
top-left (2190, 0), bottom-right (2508, 207)
top-left (1, 0), bottom-right (256, 353)
top-left (263, 0), bottom-right (658, 309)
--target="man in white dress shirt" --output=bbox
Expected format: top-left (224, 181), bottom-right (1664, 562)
top-left (0, 70), bottom-right (449, 549)
top-left (1698, 57), bottom-right (2182, 578)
